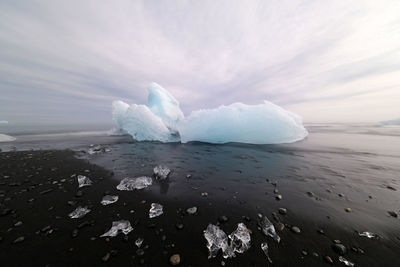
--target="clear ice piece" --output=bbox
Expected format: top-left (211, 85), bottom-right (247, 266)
top-left (186, 207), bottom-right (197, 214)
top-left (88, 145), bottom-right (105, 155)
top-left (77, 175), bottom-right (92, 188)
top-left (100, 220), bottom-right (133, 237)
top-left (339, 256), bottom-right (355, 267)
top-left (259, 216), bottom-right (280, 243)
top-left (153, 165), bottom-right (171, 180)
top-left (101, 195), bottom-right (119, 205)
top-left (261, 242), bottom-right (273, 263)
top-left (203, 224), bottom-right (234, 259)
top-left (359, 231), bottom-right (376, 238)
top-left (135, 237), bottom-right (144, 248)
top-left (149, 203), bottom-right (163, 218)
top-left (228, 223), bottom-right (251, 254)
top-left (69, 206), bottom-right (91, 219)
top-left (116, 176), bottom-right (152, 191)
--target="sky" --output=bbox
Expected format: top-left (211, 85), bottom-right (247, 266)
top-left (1, 0), bottom-right (400, 124)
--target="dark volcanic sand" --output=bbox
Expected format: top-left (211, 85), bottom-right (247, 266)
top-left (0, 146), bottom-right (399, 267)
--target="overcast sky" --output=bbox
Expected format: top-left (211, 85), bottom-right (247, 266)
top-left (1, 0), bottom-right (400, 124)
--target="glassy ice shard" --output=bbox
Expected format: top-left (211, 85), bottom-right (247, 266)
top-left (228, 223), bottom-right (251, 254)
top-left (149, 203), bottom-right (163, 218)
top-left (259, 215), bottom-right (280, 243)
top-left (100, 220), bottom-right (133, 237)
top-left (77, 175), bottom-right (93, 188)
top-left (261, 242), bottom-right (273, 263)
top-left (203, 224), bottom-right (234, 259)
top-left (101, 195), bottom-right (119, 205)
top-left (339, 256), bottom-right (355, 267)
top-left (69, 206), bottom-right (91, 219)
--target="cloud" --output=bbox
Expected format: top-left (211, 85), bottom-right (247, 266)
top-left (0, 0), bottom-right (399, 124)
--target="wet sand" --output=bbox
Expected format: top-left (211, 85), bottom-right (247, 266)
top-left (0, 147), bottom-right (399, 266)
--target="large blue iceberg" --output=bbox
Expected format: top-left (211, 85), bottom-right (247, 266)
top-left (112, 83), bottom-right (308, 144)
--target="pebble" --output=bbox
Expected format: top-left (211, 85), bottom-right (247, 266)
top-left (169, 254), bottom-right (180, 265)
top-left (291, 226), bottom-right (301, 234)
top-left (301, 250), bottom-right (308, 256)
top-left (136, 249), bottom-right (145, 257)
top-left (345, 208), bottom-right (352, 212)
top-left (324, 255), bottom-right (333, 264)
top-left (14, 221), bottom-right (23, 227)
top-left (275, 194), bottom-right (282, 200)
top-left (218, 215), bottom-right (229, 223)
top-left (71, 229), bottom-right (79, 238)
top-left (102, 253), bottom-right (110, 262)
top-left (13, 236), bottom-right (25, 244)
top-left (317, 229), bottom-right (325, 235)
top-left (387, 186), bottom-right (396, 191)
top-left (278, 208), bottom-right (287, 215)
top-left (306, 192), bottom-right (314, 197)
top-left (201, 192), bottom-right (208, 197)
top-left (388, 211), bottom-right (398, 218)
top-left (175, 223), bottom-right (184, 230)
top-left (332, 243), bottom-right (347, 255)
top-left (275, 222), bottom-right (285, 231)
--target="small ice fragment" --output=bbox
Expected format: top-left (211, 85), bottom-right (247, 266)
top-left (77, 175), bottom-right (92, 188)
top-left (69, 206), bottom-right (91, 219)
top-left (135, 237), bottom-right (144, 248)
top-left (149, 203), bottom-right (163, 218)
top-left (359, 231), bottom-right (376, 238)
top-left (100, 220), bottom-right (133, 237)
top-left (228, 223), bottom-right (251, 254)
top-left (186, 207), bottom-right (197, 214)
top-left (153, 165), bottom-right (171, 180)
top-left (88, 145), bottom-right (103, 155)
top-left (259, 216), bottom-right (281, 243)
top-left (203, 224), bottom-right (234, 259)
top-left (101, 195), bottom-right (119, 205)
top-left (116, 176), bottom-right (152, 191)
top-left (339, 256), bottom-right (355, 267)
top-left (261, 242), bottom-right (273, 263)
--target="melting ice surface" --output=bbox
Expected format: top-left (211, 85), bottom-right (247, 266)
top-left (112, 83), bottom-right (308, 144)
top-left (100, 220), bottom-right (133, 237)
top-left (116, 176), bottom-right (152, 191)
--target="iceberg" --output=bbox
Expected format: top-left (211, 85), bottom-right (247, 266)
top-left (0, 134), bottom-right (16, 142)
top-left (380, 118), bottom-right (400, 125)
top-left (112, 83), bottom-right (308, 144)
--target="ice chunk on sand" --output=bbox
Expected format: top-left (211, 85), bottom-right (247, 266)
top-left (339, 256), bottom-right (355, 267)
top-left (228, 223), bottom-right (251, 254)
top-left (359, 231), bottom-right (377, 238)
top-left (261, 242), bottom-right (273, 263)
top-left (135, 237), bottom-right (144, 248)
top-left (259, 215), bottom-right (281, 243)
top-left (116, 176), bottom-right (152, 191)
top-left (77, 175), bottom-right (92, 188)
top-left (149, 203), bottom-right (163, 218)
top-left (101, 195), bottom-right (119, 205)
top-left (0, 134), bottom-right (16, 142)
top-left (100, 220), bottom-right (133, 237)
top-left (112, 82), bottom-right (307, 144)
top-left (203, 224), bottom-right (234, 259)
top-left (69, 206), bottom-right (91, 219)
top-left (186, 207), bottom-right (197, 214)
top-left (178, 101), bottom-right (307, 144)
top-left (153, 165), bottom-right (171, 180)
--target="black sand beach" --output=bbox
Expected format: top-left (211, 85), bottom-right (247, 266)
top-left (1, 124), bottom-right (400, 266)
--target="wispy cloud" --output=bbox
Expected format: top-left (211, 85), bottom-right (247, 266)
top-left (1, 0), bottom-right (399, 123)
